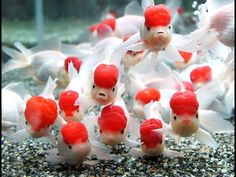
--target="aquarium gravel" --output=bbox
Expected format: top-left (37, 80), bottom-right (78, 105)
top-left (1, 131), bottom-right (235, 177)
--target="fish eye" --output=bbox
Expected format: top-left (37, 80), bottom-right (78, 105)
top-left (68, 145), bottom-right (72, 149)
top-left (169, 26), bottom-right (171, 29)
top-left (112, 87), bottom-right (115, 92)
top-left (160, 139), bottom-right (162, 144)
top-left (206, 8), bottom-right (208, 13)
top-left (121, 129), bottom-right (124, 134)
top-left (59, 110), bottom-right (61, 114)
top-left (147, 26), bottom-right (150, 31)
top-left (196, 114), bottom-right (198, 119)
top-left (174, 115), bottom-right (177, 120)
top-left (47, 124), bottom-right (50, 128)
top-left (77, 109), bottom-right (80, 113)
top-left (131, 52), bottom-right (136, 57)
top-left (100, 129), bottom-right (102, 134)
top-left (25, 121), bottom-right (28, 125)
top-left (92, 84), bottom-right (96, 89)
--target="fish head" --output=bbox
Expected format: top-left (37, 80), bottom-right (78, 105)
top-left (98, 105), bottom-right (127, 146)
top-left (140, 118), bottom-right (165, 156)
top-left (58, 121), bottom-right (91, 163)
top-left (141, 4), bottom-right (172, 50)
top-left (190, 65), bottom-right (212, 89)
top-left (58, 90), bottom-right (84, 122)
top-left (170, 91), bottom-right (200, 137)
top-left (91, 84), bottom-right (118, 105)
top-left (122, 50), bottom-right (144, 69)
top-left (135, 88), bottom-right (161, 105)
top-left (64, 56), bottom-right (82, 73)
top-left (24, 96), bottom-right (58, 138)
top-left (91, 64), bottom-right (119, 105)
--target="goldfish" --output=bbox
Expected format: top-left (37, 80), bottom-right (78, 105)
top-left (45, 120), bottom-right (115, 165)
top-left (58, 62), bottom-right (85, 122)
top-left (2, 37), bottom-right (86, 87)
top-left (153, 87), bottom-right (234, 148)
top-left (11, 77), bottom-right (59, 145)
top-left (172, 0), bottom-right (234, 54)
top-left (2, 83), bottom-right (30, 136)
top-left (119, 1), bottom-right (184, 68)
top-left (89, 1), bottom-right (143, 41)
top-left (130, 102), bottom-right (184, 157)
top-left (96, 97), bottom-right (140, 147)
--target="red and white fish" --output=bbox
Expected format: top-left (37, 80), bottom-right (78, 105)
top-left (96, 97), bottom-right (140, 147)
top-left (153, 88), bottom-right (234, 148)
top-left (44, 120), bottom-right (115, 165)
top-left (2, 38), bottom-right (87, 87)
top-left (117, 1), bottom-right (184, 68)
top-left (11, 77), bottom-right (59, 145)
top-left (89, 1), bottom-right (143, 41)
top-left (172, 0), bottom-right (234, 54)
top-left (58, 62), bottom-right (86, 122)
top-left (130, 102), bottom-right (184, 157)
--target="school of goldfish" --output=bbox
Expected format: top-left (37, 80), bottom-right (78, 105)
top-left (2, 0), bottom-right (235, 165)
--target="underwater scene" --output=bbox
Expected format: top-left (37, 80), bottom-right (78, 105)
top-left (2, 0), bottom-right (235, 176)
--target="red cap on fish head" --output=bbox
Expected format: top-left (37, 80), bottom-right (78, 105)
top-left (94, 64), bottom-right (119, 88)
top-left (89, 24), bottom-right (98, 32)
top-left (170, 91), bottom-right (199, 116)
top-left (140, 118), bottom-right (163, 148)
top-left (190, 66), bottom-right (212, 84)
top-left (64, 56), bottom-right (82, 73)
top-left (25, 96), bottom-right (58, 131)
top-left (178, 50), bottom-right (192, 63)
top-left (144, 4), bottom-right (171, 27)
top-left (61, 121), bottom-right (88, 144)
top-left (58, 90), bottom-right (79, 117)
top-left (135, 88), bottom-right (161, 105)
top-left (101, 18), bottom-right (116, 31)
top-left (177, 6), bottom-right (183, 16)
top-left (98, 105), bottom-right (127, 132)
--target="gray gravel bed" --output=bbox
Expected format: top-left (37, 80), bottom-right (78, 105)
top-left (2, 130), bottom-right (235, 177)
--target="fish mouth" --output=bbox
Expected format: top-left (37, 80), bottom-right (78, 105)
top-left (98, 93), bottom-right (106, 97)
top-left (157, 32), bottom-right (164, 34)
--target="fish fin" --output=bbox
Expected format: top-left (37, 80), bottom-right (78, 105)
top-left (126, 42), bottom-right (145, 52)
top-left (163, 149), bottom-right (185, 158)
top-left (129, 148), bottom-right (144, 157)
top-left (30, 36), bottom-right (61, 53)
top-left (199, 109), bottom-right (234, 133)
top-left (141, 0), bottom-right (154, 11)
top-left (152, 126), bottom-right (171, 135)
top-left (163, 43), bottom-right (184, 62)
top-left (90, 140), bottom-right (116, 160)
top-left (110, 33), bottom-right (141, 67)
top-left (124, 138), bottom-right (139, 148)
top-left (208, 99), bottom-right (231, 119)
top-left (83, 159), bottom-right (99, 166)
top-left (2, 46), bottom-right (31, 74)
top-left (46, 134), bottom-right (57, 146)
top-left (68, 62), bottom-right (79, 82)
top-left (11, 129), bottom-right (30, 143)
top-left (143, 101), bottom-right (162, 118)
top-left (224, 84), bottom-right (235, 116)
top-left (4, 82), bottom-right (30, 100)
top-left (195, 82), bottom-right (220, 110)
top-left (61, 43), bottom-right (90, 59)
top-left (74, 96), bottom-right (96, 113)
top-left (2, 128), bottom-right (15, 137)
top-left (124, 0), bottom-right (143, 16)
top-left (128, 116), bottom-right (140, 139)
top-left (46, 154), bottom-right (65, 165)
top-left (13, 41), bottom-right (31, 55)
top-left (55, 115), bottom-right (67, 129)
top-left (195, 128), bottom-right (218, 148)
top-left (39, 76), bottom-right (58, 98)
top-left (81, 115), bottom-right (98, 140)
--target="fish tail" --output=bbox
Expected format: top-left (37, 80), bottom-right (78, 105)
top-left (2, 45), bottom-right (31, 74)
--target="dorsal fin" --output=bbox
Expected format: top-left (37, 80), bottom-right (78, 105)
top-left (40, 76), bottom-right (58, 98)
top-left (124, 0), bottom-right (143, 16)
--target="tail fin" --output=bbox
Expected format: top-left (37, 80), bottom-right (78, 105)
top-left (2, 45), bottom-right (31, 74)
top-left (40, 76), bottom-right (58, 99)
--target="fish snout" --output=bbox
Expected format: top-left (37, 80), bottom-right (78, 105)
top-left (96, 91), bottom-right (108, 100)
top-left (183, 119), bottom-right (190, 125)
